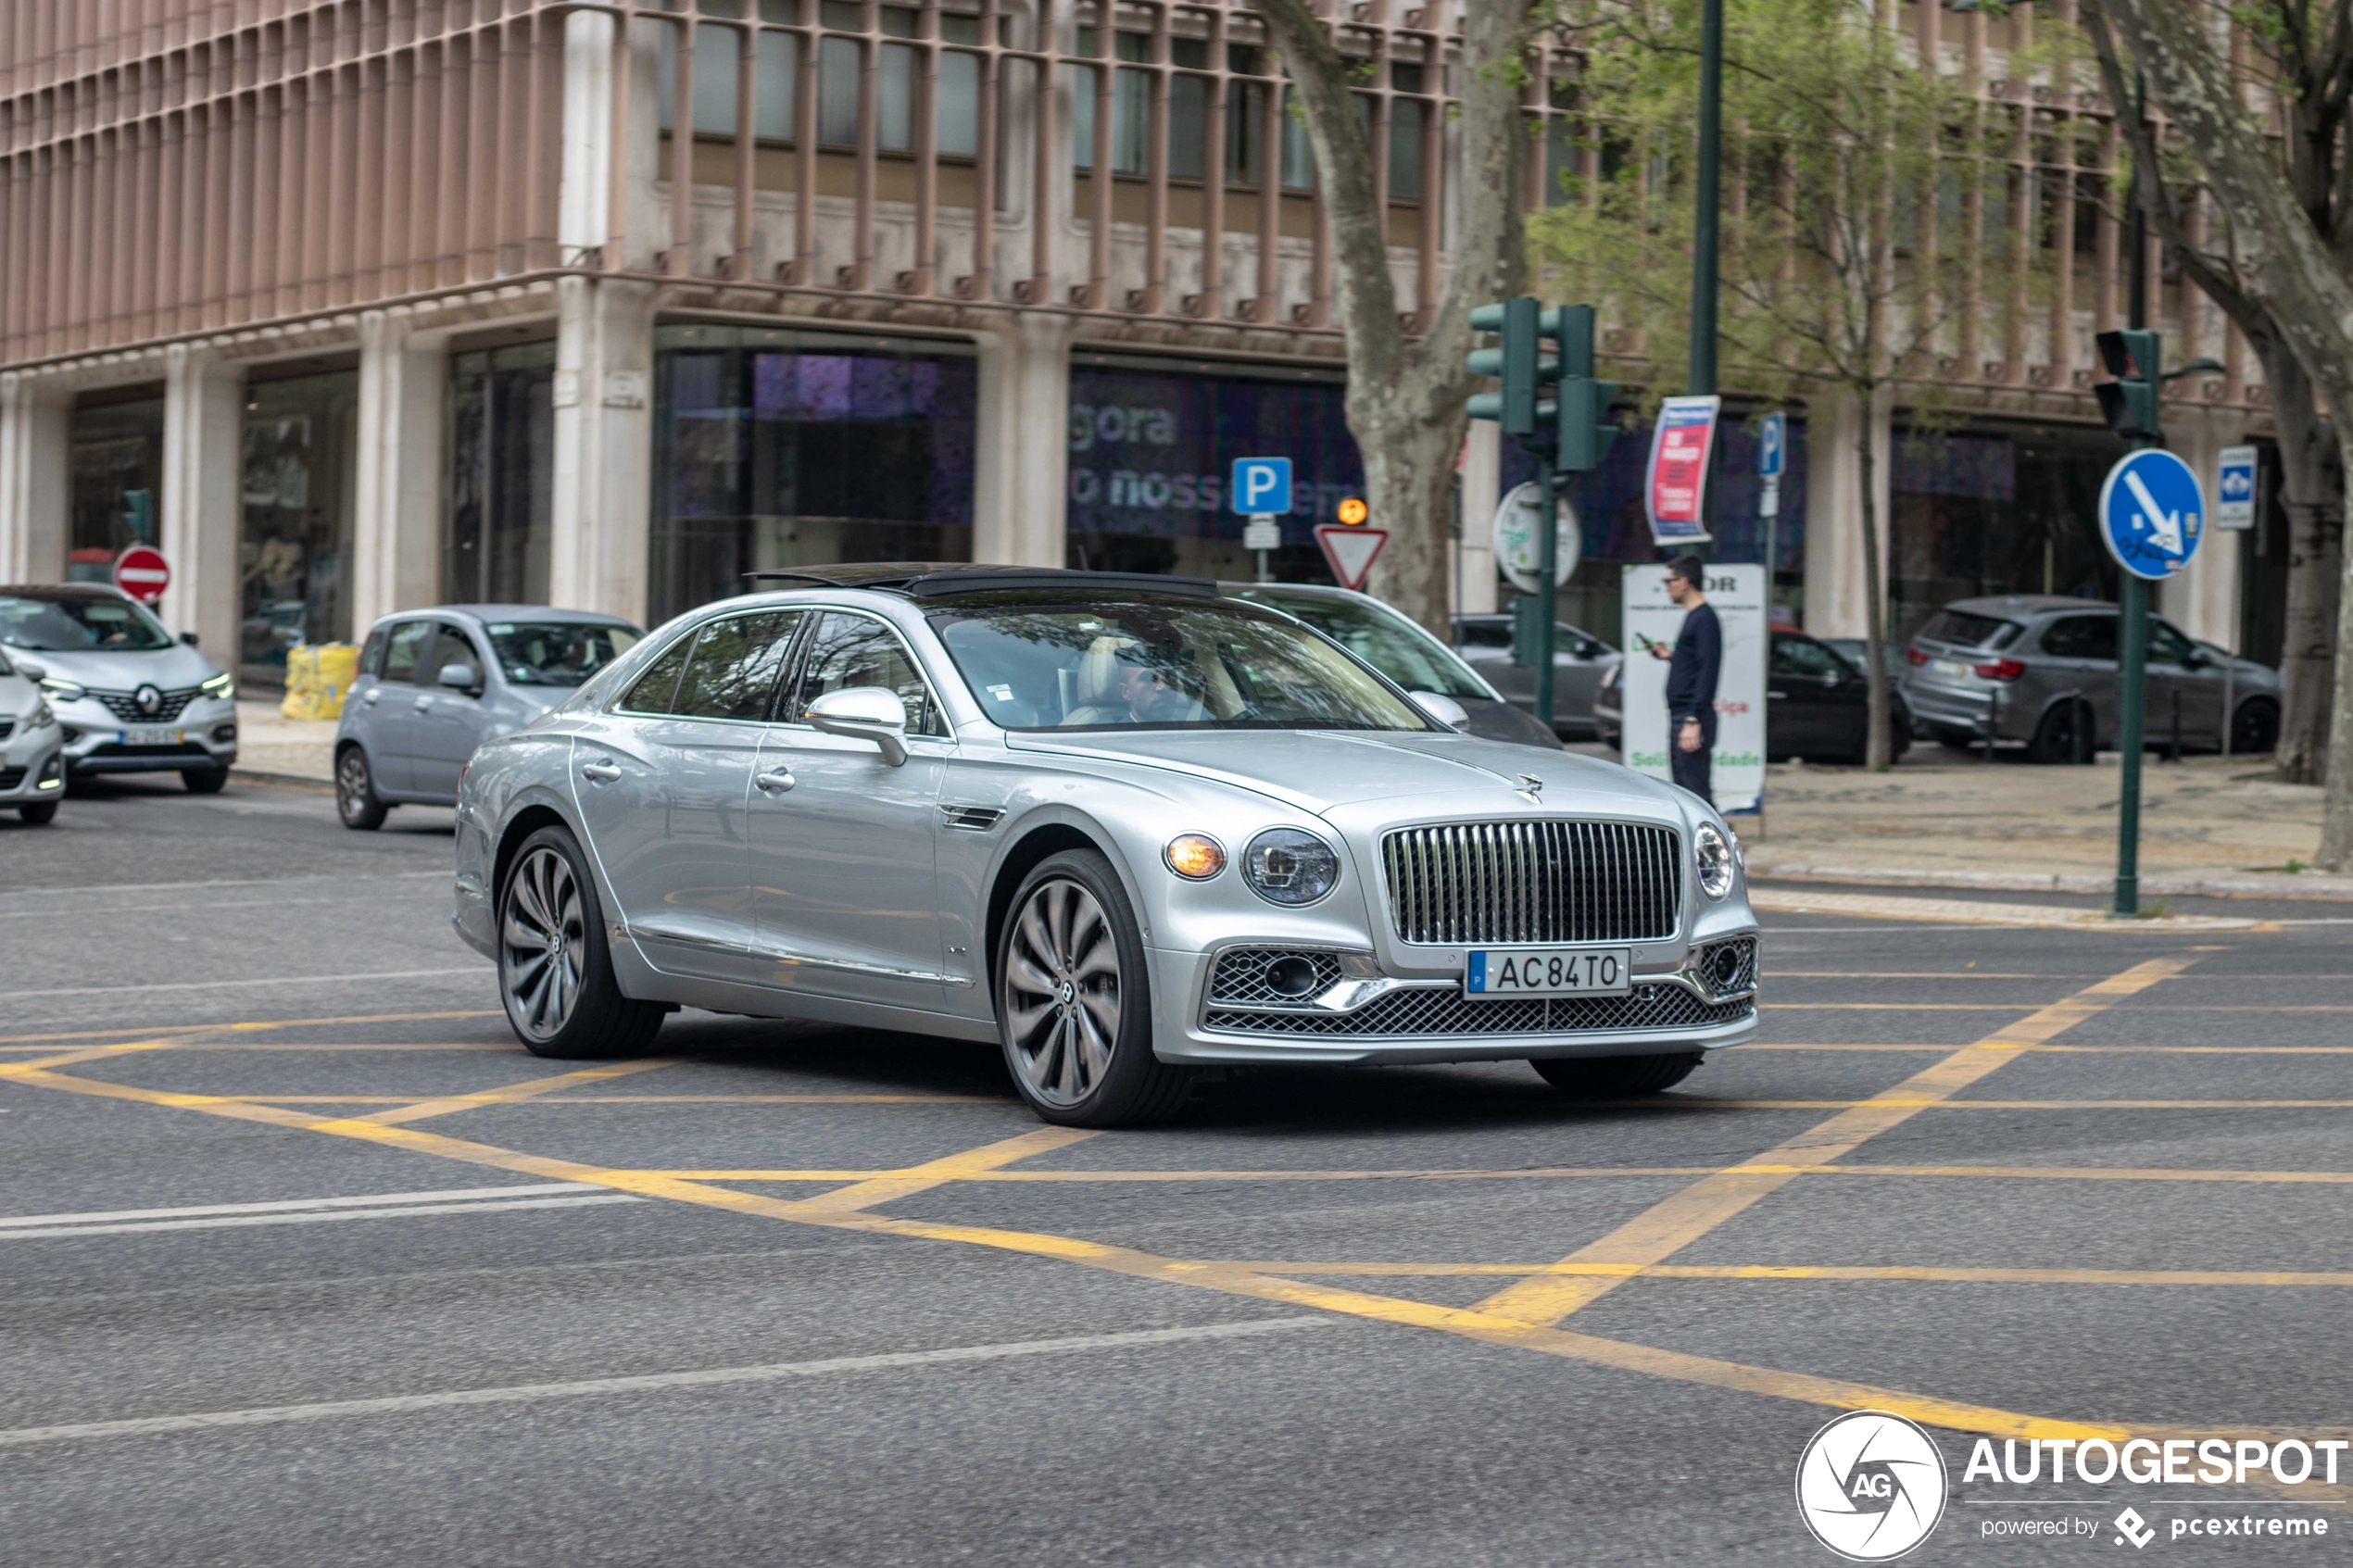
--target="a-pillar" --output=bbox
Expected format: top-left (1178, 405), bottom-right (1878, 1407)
top-left (351, 310), bottom-right (449, 631)
top-left (1455, 420), bottom-right (1501, 614)
top-left (974, 314), bottom-right (1076, 567)
top-left (1801, 385), bottom-right (1893, 638)
top-left (549, 275), bottom-right (658, 623)
top-left (0, 372), bottom-right (69, 583)
top-left (159, 346), bottom-right (243, 659)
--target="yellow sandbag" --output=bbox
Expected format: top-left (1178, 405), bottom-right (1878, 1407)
top-left (278, 641), bottom-right (360, 721)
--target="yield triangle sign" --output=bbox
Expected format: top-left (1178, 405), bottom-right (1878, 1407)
top-left (1314, 524), bottom-right (1389, 591)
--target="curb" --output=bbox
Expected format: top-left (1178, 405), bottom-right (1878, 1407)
top-left (229, 769), bottom-right (334, 792)
top-left (1743, 859), bottom-right (2353, 902)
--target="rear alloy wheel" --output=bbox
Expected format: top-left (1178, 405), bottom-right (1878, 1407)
top-left (336, 746), bottom-right (388, 830)
top-left (498, 825), bottom-right (665, 1059)
top-left (181, 767), bottom-right (229, 794)
top-left (2232, 698), bottom-right (2280, 757)
top-left (1532, 1052), bottom-right (1703, 1097)
top-left (996, 849), bottom-right (1191, 1127)
top-left (2028, 701), bottom-right (2095, 765)
top-left (18, 800), bottom-right (57, 824)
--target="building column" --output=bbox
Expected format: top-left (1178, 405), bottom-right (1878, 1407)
top-left (1802, 385), bottom-right (1893, 638)
top-left (973, 314), bottom-right (1076, 567)
top-left (2161, 406), bottom-right (2240, 647)
top-left (0, 372), bottom-right (70, 583)
top-left (352, 311), bottom-right (449, 631)
top-left (550, 274), bottom-right (658, 623)
top-left (1455, 420), bottom-right (1500, 615)
top-left (159, 346), bottom-right (244, 660)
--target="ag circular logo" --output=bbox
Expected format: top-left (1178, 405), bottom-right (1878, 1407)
top-left (1794, 1411), bottom-right (1948, 1561)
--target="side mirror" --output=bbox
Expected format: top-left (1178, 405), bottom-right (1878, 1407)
top-left (1407, 690), bottom-right (1469, 731)
top-left (805, 685), bottom-right (910, 766)
top-left (2181, 647), bottom-right (2208, 669)
top-left (180, 631), bottom-right (200, 646)
top-left (437, 661), bottom-right (481, 693)
top-left (1573, 638), bottom-right (1603, 659)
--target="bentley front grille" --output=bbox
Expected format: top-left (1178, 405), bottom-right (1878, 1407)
top-left (1379, 821), bottom-right (1681, 946)
top-left (1204, 982), bottom-right (1751, 1038)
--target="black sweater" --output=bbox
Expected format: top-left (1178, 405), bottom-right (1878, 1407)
top-left (1665, 601), bottom-right (1721, 724)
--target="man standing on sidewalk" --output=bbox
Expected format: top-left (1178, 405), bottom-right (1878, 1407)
top-left (1647, 555), bottom-right (1720, 806)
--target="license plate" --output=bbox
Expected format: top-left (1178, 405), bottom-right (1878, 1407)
top-left (120, 726), bottom-right (183, 746)
top-left (1465, 947), bottom-right (1632, 998)
top-left (1932, 658), bottom-right (1972, 678)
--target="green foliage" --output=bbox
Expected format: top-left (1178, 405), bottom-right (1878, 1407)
top-left (1530, 0), bottom-right (2022, 415)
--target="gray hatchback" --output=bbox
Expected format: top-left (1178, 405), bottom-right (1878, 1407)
top-left (1901, 596), bottom-right (2280, 762)
top-left (335, 606), bottom-right (641, 828)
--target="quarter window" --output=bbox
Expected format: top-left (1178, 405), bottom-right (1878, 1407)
top-left (791, 611), bottom-right (944, 734)
top-left (620, 631), bottom-right (699, 714)
top-left (673, 611), bottom-right (805, 720)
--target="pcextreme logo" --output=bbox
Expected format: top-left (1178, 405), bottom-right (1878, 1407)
top-left (1795, 1411), bottom-right (1950, 1562)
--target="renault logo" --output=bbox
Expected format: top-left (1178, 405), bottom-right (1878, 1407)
top-left (134, 684), bottom-right (163, 716)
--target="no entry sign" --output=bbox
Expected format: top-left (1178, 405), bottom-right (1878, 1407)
top-left (113, 545), bottom-right (171, 605)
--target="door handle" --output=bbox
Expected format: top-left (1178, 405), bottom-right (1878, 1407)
top-left (362, 690), bottom-right (380, 706)
top-left (579, 759), bottom-right (621, 784)
top-left (1768, 690), bottom-right (1788, 699)
top-left (754, 768), bottom-right (795, 793)
top-left (412, 696), bottom-right (433, 712)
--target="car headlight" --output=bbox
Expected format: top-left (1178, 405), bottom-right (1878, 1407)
top-left (39, 675), bottom-right (85, 702)
top-left (1694, 822), bottom-right (1736, 900)
top-left (27, 700), bottom-right (55, 729)
top-left (200, 671), bottom-right (234, 701)
top-left (1163, 833), bottom-right (1227, 880)
top-left (1240, 828), bottom-right (1340, 906)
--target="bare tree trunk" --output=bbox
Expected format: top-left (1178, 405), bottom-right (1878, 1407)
top-left (1256, 0), bottom-right (1538, 637)
top-left (2326, 425), bottom-right (2353, 866)
top-left (1856, 391), bottom-right (1892, 771)
top-left (2259, 345), bottom-right (2345, 784)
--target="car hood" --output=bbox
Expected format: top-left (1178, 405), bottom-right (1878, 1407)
top-left (1004, 727), bottom-right (1685, 818)
top-left (14, 643), bottom-right (219, 691)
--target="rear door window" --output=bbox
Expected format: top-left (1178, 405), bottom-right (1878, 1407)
top-left (380, 621), bottom-right (436, 684)
top-left (1455, 620), bottom-right (1511, 650)
top-left (672, 611), bottom-right (805, 721)
top-left (2041, 616), bottom-right (2117, 661)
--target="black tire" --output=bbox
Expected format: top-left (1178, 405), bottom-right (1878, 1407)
top-left (2231, 698), bottom-right (2280, 756)
top-left (18, 799), bottom-right (57, 824)
top-left (181, 767), bottom-right (229, 794)
top-left (2028, 701), bottom-right (2095, 765)
top-left (1532, 1052), bottom-right (1703, 1097)
top-left (994, 847), bottom-right (1191, 1127)
top-left (497, 823), bottom-right (666, 1059)
top-left (335, 746), bottom-right (389, 830)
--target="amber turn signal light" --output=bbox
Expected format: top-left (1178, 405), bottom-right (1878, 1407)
top-left (1164, 834), bottom-right (1227, 880)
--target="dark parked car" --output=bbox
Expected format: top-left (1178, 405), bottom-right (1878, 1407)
top-left (1900, 596), bottom-right (2280, 762)
top-left (1594, 625), bottom-right (1911, 765)
top-left (1451, 613), bottom-right (1619, 737)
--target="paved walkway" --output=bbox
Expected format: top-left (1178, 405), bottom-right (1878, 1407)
top-left (232, 700), bottom-right (335, 785)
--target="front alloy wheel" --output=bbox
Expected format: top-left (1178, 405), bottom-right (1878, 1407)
top-left (503, 846), bottom-right (585, 1042)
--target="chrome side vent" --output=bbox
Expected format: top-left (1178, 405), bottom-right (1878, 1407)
top-left (939, 804), bottom-right (1006, 832)
top-left (1379, 820), bottom-right (1681, 945)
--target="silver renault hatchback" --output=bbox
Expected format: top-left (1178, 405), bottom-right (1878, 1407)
top-left (0, 585), bottom-right (238, 792)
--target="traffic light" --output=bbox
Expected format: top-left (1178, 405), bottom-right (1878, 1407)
top-left (1510, 593), bottom-right (1549, 669)
top-left (2095, 329), bottom-right (2161, 441)
top-left (1467, 296), bottom-right (1540, 436)
top-left (1550, 303), bottom-right (1618, 473)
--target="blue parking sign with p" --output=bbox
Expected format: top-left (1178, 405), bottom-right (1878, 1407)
top-left (1230, 458), bottom-right (1292, 515)
top-left (1757, 412), bottom-right (1785, 478)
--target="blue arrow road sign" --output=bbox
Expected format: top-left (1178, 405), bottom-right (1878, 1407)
top-left (1757, 412), bottom-right (1785, 478)
top-left (1230, 457), bottom-right (1291, 515)
top-left (2097, 448), bottom-right (2207, 581)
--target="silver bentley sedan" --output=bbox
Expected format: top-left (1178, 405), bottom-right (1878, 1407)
top-left (452, 566), bottom-right (1759, 1127)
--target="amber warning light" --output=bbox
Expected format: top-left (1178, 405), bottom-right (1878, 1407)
top-left (1337, 497), bottom-right (1369, 525)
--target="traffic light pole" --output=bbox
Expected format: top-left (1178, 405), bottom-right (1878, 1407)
top-left (1534, 460), bottom-right (1559, 731)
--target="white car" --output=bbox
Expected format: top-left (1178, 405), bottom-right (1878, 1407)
top-left (0, 585), bottom-right (239, 793)
top-left (0, 642), bottom-right (66, 823)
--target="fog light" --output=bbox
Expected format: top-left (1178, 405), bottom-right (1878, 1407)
top-left (61, 726), bottom-right (83, 745)
top-left (1164, 833), bottom-right (1227, 880)
top-left (213, 722), bottom-right (238, 744)
top-left (1265, 955), bottom-right (1320, 997)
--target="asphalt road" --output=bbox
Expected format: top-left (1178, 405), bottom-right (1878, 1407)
top-left (5, 776), bottom-right (2352, 1565)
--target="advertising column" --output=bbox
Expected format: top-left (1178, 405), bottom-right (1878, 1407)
top-left (1618, 561), bottom-right (1766, 813)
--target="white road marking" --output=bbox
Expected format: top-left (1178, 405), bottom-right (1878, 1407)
top-left (0, 1317), bottom-right (1331, 1447)
top-left (0, 1183), bottom-right (610, 1229)
top-left (0, 966), bottom-right (484, 1001)
top-left (0, 871), bottom-right (446, 899)
top-left (0, 1195), bottom-right (641, 1238)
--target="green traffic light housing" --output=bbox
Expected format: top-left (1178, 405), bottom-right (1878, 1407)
top-left (2095, 329), bottom-right (2162, 440)
top-left (1466, 297), bottom-right (1541, 435)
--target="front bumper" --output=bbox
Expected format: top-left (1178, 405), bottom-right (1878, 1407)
top-left (0, 738), bottom-right (65, 802)
top-left (1151, 933), bottom-right (1758, 1064)
top-left (56, 696), bottom-right (239, 776)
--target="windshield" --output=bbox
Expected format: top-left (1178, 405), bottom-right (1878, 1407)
top-left (482, 621), bottom-right (642, 686)
top-left (0, 592), bottom-right (176, 652)
top-left (930, 595), bottom-right (1431, 732)
top-left (1231, 589), bottom-right (1492, 701)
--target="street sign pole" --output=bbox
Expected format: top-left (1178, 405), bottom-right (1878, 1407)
top-left (2115, 571), bottom-right (2149, 914)
top-left (1533, 459), bottom-right (1559, 731)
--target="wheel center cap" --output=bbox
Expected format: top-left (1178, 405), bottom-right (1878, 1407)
top-left (1057, 980), bottom-right (1076, 1007)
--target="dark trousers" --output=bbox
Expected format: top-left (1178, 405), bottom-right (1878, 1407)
top-left (1669, 712), bottom-right (1717, 805)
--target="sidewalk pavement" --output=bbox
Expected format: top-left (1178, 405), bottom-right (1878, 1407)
top-left (232, 699), bottom-right (335, 786)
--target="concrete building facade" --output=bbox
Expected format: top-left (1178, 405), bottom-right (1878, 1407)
top-left (0, 0), bottom-right (2282, 690)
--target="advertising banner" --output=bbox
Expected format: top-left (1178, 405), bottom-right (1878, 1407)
top-left (1618, 561), bottom-right (1767, 813)
top-left (1643, 395), bottom-right (1720, 545)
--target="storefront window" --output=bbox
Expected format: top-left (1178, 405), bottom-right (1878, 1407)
top-left (1065, 354), bottom-right (1363, 582)
top-left (241, 370), bottom-right (360, 686)
top-left (447, 342), bottom-right (556, 607)
top-left (649, 324), bottom-right (978, 622)
top-left (68, 395), bottom-right (166, 584)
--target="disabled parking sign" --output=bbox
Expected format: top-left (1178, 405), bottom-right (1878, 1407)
top-left (2097, 449), bottom-right (2206, 582)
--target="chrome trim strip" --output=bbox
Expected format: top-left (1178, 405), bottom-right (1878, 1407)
top-left (746, 941), bottom-right (974, 987)
top-left (626, 922), bottom-right (748, 955)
